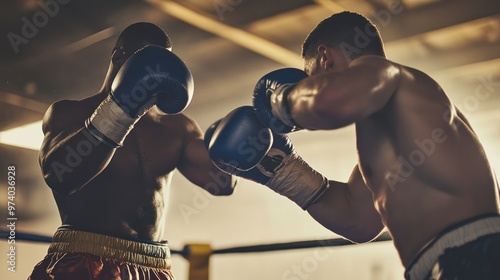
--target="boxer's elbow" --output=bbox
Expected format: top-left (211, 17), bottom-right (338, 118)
top-left (199, 173), bottom-right (236, 196)
top-left (310, 210), bottom-right (384, 243)
top-left (345, 218), bottom-right (385, 243)
top-left (324, 222), bottom-right (377, 244)
top-left (212, 187), bottom-right (234, 196)
top-left (346, 229), bottom-right (383, 244)
top-left (212, 175), bottom-right (237, 196)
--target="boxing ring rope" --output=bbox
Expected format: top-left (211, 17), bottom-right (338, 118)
top-left (1, 229), bottom-right (392, 280)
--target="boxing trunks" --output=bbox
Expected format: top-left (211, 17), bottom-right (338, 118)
top-left (28, 227), bottom-right (174, 280)
top-left (405, 213), bottom-right (500, 280)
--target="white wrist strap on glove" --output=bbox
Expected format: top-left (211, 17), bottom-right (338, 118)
top-left (265, 151), bottom-right (329, 209)
top-left (85, 96), bottom-right (138, 147)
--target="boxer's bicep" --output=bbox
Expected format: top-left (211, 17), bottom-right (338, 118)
top-left (289, 56), bottom-right (400, 129)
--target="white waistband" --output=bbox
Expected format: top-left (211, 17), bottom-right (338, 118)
top-left (405, 215), bottom-right (500, 280)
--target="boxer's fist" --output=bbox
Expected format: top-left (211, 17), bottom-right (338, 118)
top-left (208, 106), bottom-right (328, 209)
top-left (111, 45), bottom-right (193, 116)
top-left (253, 68), bottom-right (308, 133)
top-left (208, 106), bottom-right (273, 172)
top-left (86, 45), bottom-right (194, 147)
top-left (205, 109), bottom-right (292, 186)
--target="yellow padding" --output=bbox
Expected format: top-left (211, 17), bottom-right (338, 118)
top-left (185, 244), bottom-right (212, 280)
top-left (48, 229), bottom-right (171, 269)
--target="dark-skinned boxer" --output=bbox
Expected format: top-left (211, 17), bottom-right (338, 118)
top-left (29, 22), bottom-right (235, 280)
top-left (208, 12), bottom-right (500, 280)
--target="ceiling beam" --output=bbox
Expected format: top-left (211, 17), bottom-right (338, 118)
top-left (0, 92), bottom-right (48, 113)
top-left (430, 57), bottom-right (500, 81)
top-left (145, 0), bottom-right (303, 68)
top-left (410, 40), bottom-right (500, 74)
top-left (380, 0), bottom-right (500, 42)
top-left (313, 0), bottom-right (346, 13)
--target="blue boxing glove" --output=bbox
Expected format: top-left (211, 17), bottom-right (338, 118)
top-left (86, 45), bottom-right (194, 147)
top-left (204, 119), bottom-right (222, 150)
top-left (204, 115), bottom-right (274, 185)
top-left (207, 106), bottom-right (329, 210)
top-left (253, 68), bottom-right (308, 134)
top-left (207, 106), bottom-right (273, 172)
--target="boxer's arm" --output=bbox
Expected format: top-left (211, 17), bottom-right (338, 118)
top-left (307, 165), bottom-right (384, 243)
top-left (39, 100), bottom-right (116, 195)
top-left (454, 106), bottom-right (475, 133)
top-left (289, 56), bottom-right (401, 130)
top-left (177, 116), bottom-right (236, 196)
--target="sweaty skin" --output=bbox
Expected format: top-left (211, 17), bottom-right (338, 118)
top-left (39, 46), bottom-right (234, 242)
top-left (290, 54), bottom-right (499, 267)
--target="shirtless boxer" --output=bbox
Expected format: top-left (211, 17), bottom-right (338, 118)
top-left (29, 22), bottom-right (235, 280)
top-left (207, 12), bottom-right (500, 280)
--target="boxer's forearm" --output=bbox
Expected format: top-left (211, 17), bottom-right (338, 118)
top-left (306, 166), bottom-right (384, 243)
top-left (306, 179), bottom-right (384, 243)
top-left (40, 127), bottom-right (116, 195)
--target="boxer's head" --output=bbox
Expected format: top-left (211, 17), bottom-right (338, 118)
top-left (112, 22), bottom-right (172, 68)
top-left (302, 12), bottom-right (385, 75)
top-left (103, 22), bottom-right (172, 91)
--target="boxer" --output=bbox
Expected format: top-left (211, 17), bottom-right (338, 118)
top-left (29, 22), bottom-right (235, 280)
top-left (211, 12), bottom-right (500, 280)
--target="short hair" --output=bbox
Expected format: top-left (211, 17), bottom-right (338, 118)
top-left (301, 11), bottom-right (385, 60)
top-left (115, 22), bottom-right (172, 55)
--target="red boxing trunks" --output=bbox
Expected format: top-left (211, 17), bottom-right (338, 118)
top-left (28, 228), bottom-right (174, 280)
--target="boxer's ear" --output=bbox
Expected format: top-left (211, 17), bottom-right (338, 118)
top-left (111, 47), bottom-right (127, 66)
top-left (317, 44), bottom-right (334, 71)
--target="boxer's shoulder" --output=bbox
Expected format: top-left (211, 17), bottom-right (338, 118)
top-left (43, 95), bottom-right (105, 134)
top-left (149, 110), bottom-right (202, 138)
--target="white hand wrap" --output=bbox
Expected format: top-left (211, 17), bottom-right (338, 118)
top-left (265, 151), bottom-right (329, 209)
top-left (85, 96), bottom-right (138, 147)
